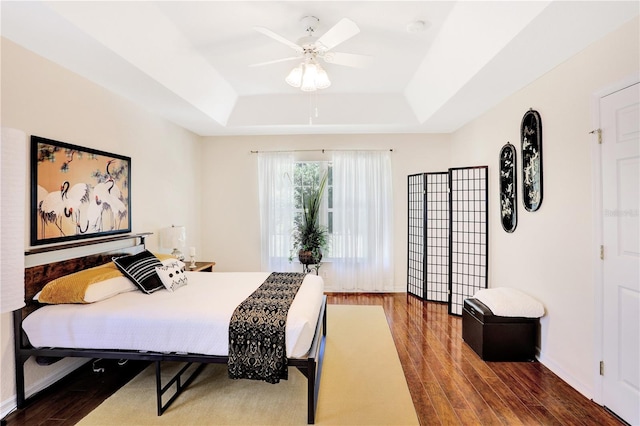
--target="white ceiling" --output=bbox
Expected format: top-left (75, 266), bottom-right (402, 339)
top-left (2, 1), bottom-right (638, 136)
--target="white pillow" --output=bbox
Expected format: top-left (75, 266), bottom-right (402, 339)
top-left (155, 261), bottom-right (188, 292)
top-left (84, 276), bottom-right (138, 302)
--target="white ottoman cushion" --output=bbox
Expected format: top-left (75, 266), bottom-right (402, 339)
top-left (474, 287), bottom-right (545, 318)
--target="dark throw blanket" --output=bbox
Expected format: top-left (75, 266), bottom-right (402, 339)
top-left (228, 272), bottom-right (306, 384)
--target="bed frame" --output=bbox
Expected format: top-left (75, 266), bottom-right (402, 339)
top-left (14, 234), bottom-right (327, 424)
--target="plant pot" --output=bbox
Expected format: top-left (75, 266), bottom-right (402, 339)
top-left (298, 249), bottom-right (322, 265)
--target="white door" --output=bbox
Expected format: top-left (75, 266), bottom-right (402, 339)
top-left (601, 82), bottom-right (640, 425)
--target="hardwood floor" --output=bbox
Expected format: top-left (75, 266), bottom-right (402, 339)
top-left (2, 358), bottom-right (148, 426)
top-left (3, 293), bottom-right (624, 426)
top-left (328, 293), bottom-right (624, 426)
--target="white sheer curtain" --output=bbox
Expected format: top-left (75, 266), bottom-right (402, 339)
top-left (332, 151), bottom-right (394, 291)
top-left (258, 152), bottom-right (296, 272)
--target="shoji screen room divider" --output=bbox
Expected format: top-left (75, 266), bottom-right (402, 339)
top-left (407, 166), bottom-right (488, 315)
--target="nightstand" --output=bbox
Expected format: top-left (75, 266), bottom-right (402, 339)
top-left (187, 261), bottom-right (215, 272)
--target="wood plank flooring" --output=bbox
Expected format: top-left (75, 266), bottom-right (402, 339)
top-left (328, 293), bottom-right (625, 426)
top-left (3, 293), bottom-right (624, 425)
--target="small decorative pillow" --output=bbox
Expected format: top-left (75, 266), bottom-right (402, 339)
top-left (155, 261), bottom-right (188, 292)
top-left (113, 250), bottom-right (164, 294)
top-left (161, 257), bottom-right (186, 270)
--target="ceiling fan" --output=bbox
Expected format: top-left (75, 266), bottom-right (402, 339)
top-left (251, 16), bottom-right (372, 91)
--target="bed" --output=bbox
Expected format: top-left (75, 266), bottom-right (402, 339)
top-left (14, 234), bottom-right (327, 424)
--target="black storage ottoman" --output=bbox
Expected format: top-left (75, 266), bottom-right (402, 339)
top-left (462, 298), bottom-right (538, 361)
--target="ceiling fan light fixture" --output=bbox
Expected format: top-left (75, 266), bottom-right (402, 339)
top-left (300, 62), bottom-right (319, 92)
top-left (315, 66), bottom-right (331, 90)
top-left (285, 64), bottom-right (303, 87)
top-left (256, 16), bottom-right (365, 93)
top-left (287, 60), bottom-right (331, 92)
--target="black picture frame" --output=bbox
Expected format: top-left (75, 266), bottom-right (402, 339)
top-left (499, 142), bottom-right (517, 233)
top-left (521, 109), bottom-right (543, 212)
top-left (30, 135), bottom-right (131, 246)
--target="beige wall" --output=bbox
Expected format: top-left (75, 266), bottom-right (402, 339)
top-left (449, 17), bottom-right (639, 398)
top-left (0, 38), bottom-right (202, 413)
top-left (199, 133), bottom-right (452, 290)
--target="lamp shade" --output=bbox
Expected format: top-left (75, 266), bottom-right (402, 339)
top-left (301, 63), bottom-right (319, 92)
top-left (1, 128), bottom-right (26, 313)
top-left (315, 66), bottom-right (331, 90)
top-left (160, 225), bottom-right (186, 250)
top-left (285, 64), bottom-right (303, 88)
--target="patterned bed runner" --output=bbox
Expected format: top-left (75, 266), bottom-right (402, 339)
top-left (228, 272), bottom-right (306, 383)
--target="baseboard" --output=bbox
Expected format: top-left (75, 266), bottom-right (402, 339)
top-left (322, 284), bottom-right (406, 293)
top-left (0, 399), bottom-right (15, 423)
top-left (1, 358), bottom-right (86, 419)
top-left (537, 352), bottom-right (595, 401)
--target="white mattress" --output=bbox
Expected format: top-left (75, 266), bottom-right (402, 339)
top-left (23, 272), bottom-right (325, 358)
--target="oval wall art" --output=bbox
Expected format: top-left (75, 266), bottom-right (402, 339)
top-left (521, 109), bottom-right (543, 212)
top-left (499, 142), bottom-right (517, 232)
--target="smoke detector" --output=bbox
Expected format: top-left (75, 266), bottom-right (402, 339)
top-left (406, 20), bottom-right (428, 33)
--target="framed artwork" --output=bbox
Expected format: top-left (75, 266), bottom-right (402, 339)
top-left (30, 135), bottom-right (131, 246)
top-left (499, 142), bottom-right (517, 233)
top-left (521, 109), bottom-right (543, 212)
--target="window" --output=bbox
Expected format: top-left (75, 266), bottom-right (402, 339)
top-left (258, 150), bottom-right (394, 291)
top-left (293, 162), bottom-right (333, 256)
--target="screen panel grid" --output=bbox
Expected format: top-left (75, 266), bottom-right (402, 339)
top-left (425, 172), bottom-right (449, 302)
top-left (448, 166), bottom-right (488, 316)
top-left (407, 174), bottom-right (425, 298)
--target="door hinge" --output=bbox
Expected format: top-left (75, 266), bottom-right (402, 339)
top-left (589, 128), bottom-right (602, 144)
top-left (600, 361), bottom-right (604, 376)
top-left (600, 245), bottom-right (604, 260)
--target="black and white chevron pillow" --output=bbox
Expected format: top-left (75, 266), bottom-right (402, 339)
top-left (155, 261), bottom-right (188, 292)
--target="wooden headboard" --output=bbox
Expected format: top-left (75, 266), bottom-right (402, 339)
top-left (22, 233), bottom-right (149, 317)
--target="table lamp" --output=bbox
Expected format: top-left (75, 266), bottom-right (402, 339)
top-left (160, 225), bottom-right (186, 261)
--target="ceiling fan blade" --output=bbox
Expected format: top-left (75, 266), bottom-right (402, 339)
top-left (316, 18), bottom-right (360, 51)
top-left (253, 26), bottom-right (303, 54)
top-left (323, 51), bottom-right (372, 68)
top-left (249, 56), bottom-right (301, 67)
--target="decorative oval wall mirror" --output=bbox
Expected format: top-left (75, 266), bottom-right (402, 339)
top-left (521, 109), bottom-right (543, 212)
top-left (499, 142), bottom-right (517, 232)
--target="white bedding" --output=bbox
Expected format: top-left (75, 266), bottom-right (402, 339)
top-left (23, 272), bottom-right (325, 358)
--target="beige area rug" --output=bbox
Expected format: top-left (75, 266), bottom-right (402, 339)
top-left (77, 305), bottom-right (418, 425)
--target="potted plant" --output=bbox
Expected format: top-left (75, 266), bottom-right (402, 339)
top-left (291, 172), bottom-right (328, 269)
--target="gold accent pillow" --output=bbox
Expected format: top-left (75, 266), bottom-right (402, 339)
top-left (154, 253), bottom-right (175, 261)
top-left (37, 262), bottom-right (131, 304)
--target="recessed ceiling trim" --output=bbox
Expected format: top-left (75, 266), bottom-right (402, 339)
top-left (404, 1), bottom-right (551, 124)
top-left (47, 1), bottom-right (238, 126)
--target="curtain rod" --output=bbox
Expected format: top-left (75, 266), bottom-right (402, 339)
top-left (250, 148), bottom-right (393, 154)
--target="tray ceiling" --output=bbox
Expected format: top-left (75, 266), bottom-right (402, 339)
top-left (2, 1), bottom-right (637, 136)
